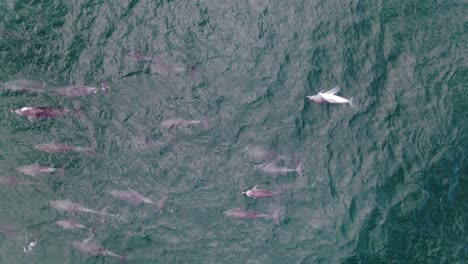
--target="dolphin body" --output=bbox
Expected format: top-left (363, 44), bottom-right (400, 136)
top-left (0, 176), bottom-right (32, 185)
top-left (242, 146), bottom-right (287, 163)
top-left (73, 241), bottom-right (123, 258)
top-left (150, 58), bottom-right (193, 75)
top-left (161, 118), bottom-right (203, 129)
top-left (72, 231), bottom-right (126, 262)
top-left (50, 200), bottom-right (104, 214)
top-left (53, 86), bottom-right (99, 98)
top-left (126, 50), bottom-right (152, 62)
top-left (307, 86), bottom-right (354, 107)
top-left (242, 185), bottom-right (276, 199)
top-left (34, 143), bottom-right (94, 155)
top-left (53, 81), bottom-right (109, 98)
top-left (257, 162), bottom-right (303, 176)
top-left (49, 200), bottom-right (110, 223)
top-left (16, 163), bottom-right (60, 177)
top-left (1, 79), bottom-right (46, 93)
top-left (56, 220), bottom-right (86, 230)
top-left (11, 106), bottom-right (71, 121)
top-left (109, 190), bottom-right (155, 205)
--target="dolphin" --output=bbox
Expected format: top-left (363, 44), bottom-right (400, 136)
top-left (1, 79), bottom-right (46, 93)
top-left (224, 208), bottom-right (280, 225)
top-left (56, 220), bottom-right (86, 230)
top-left (11, 106), bottom-right (71, 121)
top-left (34, 143), bottom-right (94, 156)
top-left (307, 86), bottom-right (354, 107)
top-left (161, 118), bottom-right (205, 129)
top-left (257, 162), bottom-right (303, 176)
top-left (242, 146), bottom-right (287, 163)
top-left (0, 176), bottom-right (33, 185)
top-left (49, 200), bottom-right (110, 223)
top-left (16, 163), bottom-right (62, 177)
top-left (109, 190), bottom-right (155, 205)
top-left (53, 81), bottom-right (109, 98)
top-left (150, 58), bottom-right (194, 75)
top-left (53, 86), bottom-right (99, 98)
top-left (318, 92), bottom-right (354, 107)
top-left (242, 185), bottom-right (276, 199)
top-left (306, 86), bottom-right (341, 104)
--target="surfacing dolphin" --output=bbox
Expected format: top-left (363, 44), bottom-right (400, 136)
top-left (307, 86), bottom-right (354, 107)
top-left (242, 185), bottom-right (277, 199)
top-left (11, 106), bottom-right (72, 121)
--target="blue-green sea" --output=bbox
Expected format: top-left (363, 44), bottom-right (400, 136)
top-left (0, 0), bottom-right (467, 263)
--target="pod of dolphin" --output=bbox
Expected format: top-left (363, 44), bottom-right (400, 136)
top-left (1, 50), bottom-right (355, 262)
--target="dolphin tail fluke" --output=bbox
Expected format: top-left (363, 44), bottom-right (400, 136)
top-left (102, 81), bottom-right (109, 96)
top-left (120, 252), bottom-right (127, 264)
top-left (73, 107), bottom-right (84, 123)
top-left (88, 146), bottom-right (95, 157)
top-left (296, 162), bottom-right (303, 177)
top-left (88, 142), bottom-right (96, 157)
top-left (99, 207), bottom-right (108, 223)
top-left (278, 185), bottom-right (286, 196)
top-left (349, 98), bottom-right (355, 108)
top-left (158, 196), bottom-right (168, 214)
top-left (273, 208), bottom-right (280, 225)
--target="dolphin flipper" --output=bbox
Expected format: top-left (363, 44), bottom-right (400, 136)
top-left (325, 86), bottom-right (340, 95)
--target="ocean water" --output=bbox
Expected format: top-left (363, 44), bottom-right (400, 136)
top-left (0, 0), bottom-right (466, 263)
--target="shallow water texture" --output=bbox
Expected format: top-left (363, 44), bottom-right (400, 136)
top-left (0, 0), bottom-right (467, 263)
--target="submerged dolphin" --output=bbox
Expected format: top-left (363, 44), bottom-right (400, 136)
top-left (72, 231), bottom-right (126, 262)
top-left (56, 220), bottom-right (86, 230)
top-left (34, 143), bottom-right (94, 155)
top-left (49, 200), bottom-right (109, 223)
top-left (1, 79), bottom-right (46, 93)
top-left (150, 58), bottom-right (194, 75)
top-left (161, 118), bottom-right (205, 129)
top-left (242, 146), bottom-right (287, 163)
top-left (73, 241), bottom-right (123, 258)
top-left (16, 163), bottom-right (62, 177)
top-left (53, 86), bottom-right (98, 98)
top-left (224, 208), bottom-right (280, 225)
top-left (109, 190), bottom-right (155, 205)
top-left (0, 176), bottom-right (33, 185)
top-left (126, 50), bottom-right (152, 62)
top-left (257, 162), bottom-right (303, 176)
top-left (53, 81), bottom-right (109, 98)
